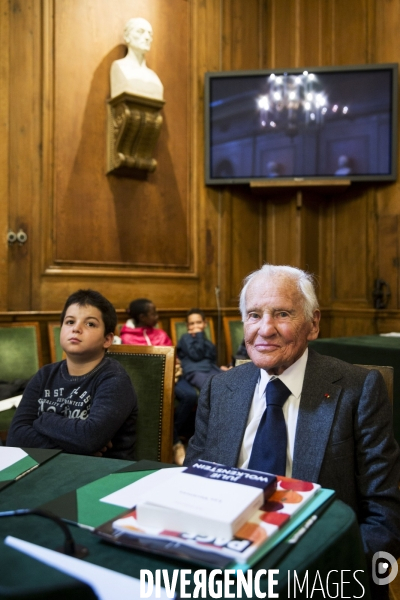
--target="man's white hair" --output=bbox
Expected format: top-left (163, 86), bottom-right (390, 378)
top-left (239, 264), bottom-right (319, 321)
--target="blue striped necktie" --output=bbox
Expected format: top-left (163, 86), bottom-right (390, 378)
top-left (248, 377), bottom-right (290, 475)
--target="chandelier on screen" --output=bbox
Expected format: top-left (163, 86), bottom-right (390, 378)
top-left (257, 71), bottom-right (348, 137)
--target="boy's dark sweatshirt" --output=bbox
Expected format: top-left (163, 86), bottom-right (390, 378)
top-left (7, 356), bottom-right (137, 460)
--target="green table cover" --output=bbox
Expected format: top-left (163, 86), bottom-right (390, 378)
top-left (0, 453), bottom-right (371, 599)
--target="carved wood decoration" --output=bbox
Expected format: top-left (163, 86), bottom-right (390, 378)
top-left (106, 92), bottom-right (165, 175)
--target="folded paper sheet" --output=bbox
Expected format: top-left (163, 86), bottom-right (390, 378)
top-left (5, 536), bottom-right (172, 600)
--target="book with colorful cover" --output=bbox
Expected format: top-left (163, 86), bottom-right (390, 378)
top-left (36, 459), bottom-right (335, 570)
top-left (94, 472), bottom-right (335, 570)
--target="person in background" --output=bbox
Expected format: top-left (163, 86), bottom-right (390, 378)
top-left (7, 289), bottom-right (138, 460)
top-left (178, 308), bottom-right (230, 390)
top-left (121, 298), bottom-right (171, 346)
top-left (334, 154), bottom-right (352, 176)
top-left (121, 298), bottom-right (197, 466)
top-left (233, 338), bottom-right (250, 365)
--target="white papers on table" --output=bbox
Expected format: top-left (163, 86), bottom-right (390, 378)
top-left (380, 332), bottom-right (400, 336)
top-left (5, 536), bottom-right (172, 600)
top-left (0, 395), bottom-right (22, 412)
top-left (100, 467), bottom-right (185, 508)
top-left (0, 447), bottom-right (27, 470)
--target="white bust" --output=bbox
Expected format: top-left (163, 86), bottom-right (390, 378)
top-left (110, 17), bottom-right (164, 101)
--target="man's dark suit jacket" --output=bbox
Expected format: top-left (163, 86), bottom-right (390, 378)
top-left (185, 348), bottom-right (400, 561)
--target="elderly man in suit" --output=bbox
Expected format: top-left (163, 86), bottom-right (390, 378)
top-left (185, 264), bottom-right (400, 598)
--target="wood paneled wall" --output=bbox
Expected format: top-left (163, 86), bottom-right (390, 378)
top-left (1, 0), bottom-right (400, 339)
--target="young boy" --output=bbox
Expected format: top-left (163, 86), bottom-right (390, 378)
top-left (120, 298), bottom-right (171, 346)
top-left (177, 308), bottom-right (228, 390)
top-left (7, 290), bottom-right (138, 460)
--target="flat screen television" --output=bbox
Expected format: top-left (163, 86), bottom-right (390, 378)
top-left (205, 63), bottom-right (398, 185)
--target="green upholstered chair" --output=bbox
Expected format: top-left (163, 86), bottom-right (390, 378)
top-left (0, 322), bottom-right (42, 380)
top-left (223, 316), bottom-right (244, 361)
top-left (47, 322), bottom-right (63, 362)
top-left (170, 317), bottom-right (215, 346)
top-left (0, 322), bottom-right (42, 442)
top-left (107, 345), bottom-right (176, 463)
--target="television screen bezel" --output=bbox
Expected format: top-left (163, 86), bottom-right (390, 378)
top-left (205, 63), bottom-right (398, 185)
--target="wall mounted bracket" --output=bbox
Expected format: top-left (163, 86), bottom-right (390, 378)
top-left (106, 92), bottom-right (165, 177)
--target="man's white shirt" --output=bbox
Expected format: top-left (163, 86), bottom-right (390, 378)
top-left (238, 348), bottom-right (308, 477)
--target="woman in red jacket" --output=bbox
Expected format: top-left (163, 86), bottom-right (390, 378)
top-left (120, 298), bottom-right (172, 346)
